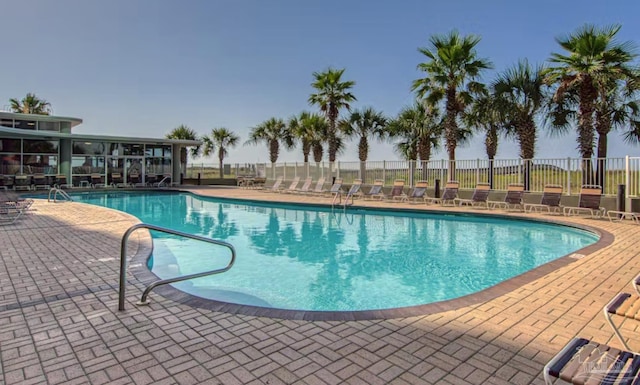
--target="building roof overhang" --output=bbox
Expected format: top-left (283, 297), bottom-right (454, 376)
top-left (0, 111), bottom-right (83, 128)
top-left (0, 125), bottom-right (201, 146)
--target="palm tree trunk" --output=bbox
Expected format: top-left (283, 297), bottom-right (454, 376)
top-left (358, 137), bottom-right (368, 181)
top-left (519, 119), bottom-right (537, 191)
top-left (219, 149), bottom-right (224, 179)
top-left (269, 140), bottom-right (279, 164)
top-left (328, 105), bottom-right (338, 180)
top-left (578, 82), bottom-right (596, 185)
top-left (486, 126), bottom-right (498, 189)
top-left (445, 87), bottom-right (458, 181)
top-left (595, 113), bottom-right (610, 189)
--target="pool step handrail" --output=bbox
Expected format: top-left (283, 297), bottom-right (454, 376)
top-left (47, 187), bottom-right (73, 202)
top-left (154, 176), bottom-right (171, 187)
top-left (118, 223), bottom-right (236, 311)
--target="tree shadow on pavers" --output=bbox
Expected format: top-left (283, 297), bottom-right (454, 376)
top-left (0, 200), bottom-right (153, 312)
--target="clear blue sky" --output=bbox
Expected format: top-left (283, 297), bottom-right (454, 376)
top-left (2, 0), bottom-right (640, 164)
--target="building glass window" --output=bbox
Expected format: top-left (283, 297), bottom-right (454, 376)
top-left (0, 154), bottom-right (21, 174)
top-left (122, 143), bottom-right (144, 156)
top-left (145, 144), bottom-right (172, 158)
top-left (23, 155), bottom-right (58, 175)
top-left (14, 120), bottom-right (37, 130)
top-left (37, 121), bottom-right (60, 132)
top-left (0, 118), bottom-right (13, 128)
top-left (73, 141), bottom-right (106, 155)
top-left (0, 138), bottom-right (21, 153)
top-left (23, 140), bottom-right (59, 154)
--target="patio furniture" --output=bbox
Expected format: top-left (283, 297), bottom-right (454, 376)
top-left (524, 184), bottom-right (564, 214)
top-left (543, 337), bottom-right (640, 385)
top-left (362, 179), bottom-right (384, 200)
top-left (455, 183), bottom-right (491, 208)
top-left (563, 185), bottom-right (605, 218)
top-left (425, 181), bottom-right (459, 206)
top-left (489, 183), bottom-right (525, 211)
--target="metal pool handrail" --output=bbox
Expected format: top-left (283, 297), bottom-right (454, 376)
top-left (118, 223), bottom-right (236, 311)
top-left (47, 187), bottom-right (73, 202)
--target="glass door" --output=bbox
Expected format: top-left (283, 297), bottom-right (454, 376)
top-left (125, 157), bottom-right (143, 186)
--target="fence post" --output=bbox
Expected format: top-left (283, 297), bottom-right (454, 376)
top-left (476, 159), bottom-right (480, 183)
top-left (283, 162), bottom-right (287, 181)
top-left (626, 155), bottom-right (631, 208)
top-left (566, 157), bottom-right (571, 196)
top-left (382, 160), bottom-right (386, 183)
top-left (441, 159), bottom-right (446, 184)
top-left (336, 161), bottom-right (341, 179)
top-left (294, 162), bottom-right (297, 179)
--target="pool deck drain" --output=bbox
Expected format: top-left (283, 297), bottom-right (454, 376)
top-left (0, 186), bottom-right (638, 384)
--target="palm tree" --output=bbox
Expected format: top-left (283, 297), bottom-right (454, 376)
top-left (593, 77), bottom-right (640, 187)
top-left (493, 60), bottom-right (546, 190)
top-left (166, 124), bottom-right (201, 173)
top-left (465, 94), bottom-right (504, 188)
top-left (387, 103), bottom-right (443, 180)
top-left (202, 127), bottom-right (239, 178)
top-left (245, 118), bottom-right (294, 177)
top-left (338, 107), bottom-right (387, 181)
top-left (412, 31), bottom-right (492, 181)
top-left (309, 68), bottom-right (356, 178)
top-left (9, 93), bottom-right (52, 115)
top-left (545, 24), bottom-right (637, 185)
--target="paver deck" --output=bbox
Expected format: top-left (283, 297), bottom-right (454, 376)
top-left (1, 186), bottom-right (639, 385)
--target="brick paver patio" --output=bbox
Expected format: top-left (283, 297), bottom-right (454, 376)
top-left (1, 186), bottom-right (639, 384)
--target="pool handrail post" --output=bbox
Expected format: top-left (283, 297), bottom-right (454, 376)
top-left (118, 223), bottom-right (236, 311)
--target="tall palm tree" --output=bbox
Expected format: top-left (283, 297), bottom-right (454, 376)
top-left (202, 127), bottom-right (239, 178)
top-left (166, 124), bottom-right (201, 173)
top-left (9, 93), bottom-right (52, 115)
top-left (338, 107), bottom-right (387, 180)
top-left (289, 112), bottom-right (328, 163)
top-left (387, 103), bottom-right (443, 180)
top-left (465, 93), bottom-right (504, 188)
top-left (545, 24), bottom-right (637, 184)
top-left (309, 68), bottom-right (356, 178)
top-left (245, 118), bottom-right (294, 177)
top-left (412, 31), bottom-right (492, 180)
top-left (593, 77), bottom-right (640, 187)
top-left (493, 60), bottom-right (546, 190)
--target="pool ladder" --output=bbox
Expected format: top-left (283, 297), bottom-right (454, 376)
top-left (48, 187), bottom-right (73, 202)
top-left (331, 189), bottom-right (357, 210)
top-left (118, 223), bottom-right (236, 311)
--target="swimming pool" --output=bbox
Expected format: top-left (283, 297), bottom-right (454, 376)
top-left (70, 191), bottom-right (598, 312)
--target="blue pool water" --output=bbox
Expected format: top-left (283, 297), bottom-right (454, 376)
top-left (70, 191), bottom-right (597, 311)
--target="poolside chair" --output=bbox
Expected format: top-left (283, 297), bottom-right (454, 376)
top-left (14, 174), bottom-right (31, 191)
top-left (425, 181), bottom-right (459, 206)
top-left (455, 183), bottom-right (491, 208)
top-left (54, 174), bottom-right (71, 189)
top-left (110, 172), bottom-right (125, 188)
top-left (543, 337), bottom-right (640, 385)
top-left (0, 189), bottom-right (34, 211)
top-left (362, 179), bottom-right (385, 200)
top-left (401, 181), bottom-right (429, 203)
top-left (607, 210), bottom-right (640, 223)
top-left (524, 184), bottom-right (563, 214)
top-left (146, 173), bottom-right (158, 187)
top-left (279, 176), bottom-right (301, 193)
top-left (308, 177), bottom-right (326, 195)
top-left (2, 175), bottom-right (14, 191)
top-left (604, 292), bottom-right (640, 351)
top-left (292, 177), bottom-right (313, 194)
top-left (260, 176), bottom-right (283, 192)
top-left (32, 173), bottom-right (50, 190)
top-left (324, 178), bottom-right (344, 197)
top-left (90, 173), bottom-right (105, 188)
top-left (0, 204), bottom-right (25, 225)
top-left (128, 171), bottom-right (142, 187)
top-left (562, 185), bottom-right (605, 218)
top-left (385, 179), bottom-right (406, 201)
top-left (335, 179), bottom-right (363, 205)
top-left (489, 183), bottom-right (525, 211)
